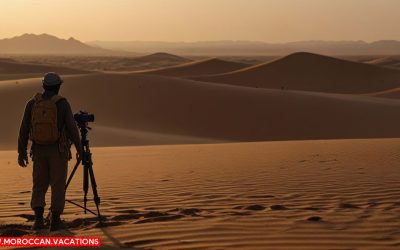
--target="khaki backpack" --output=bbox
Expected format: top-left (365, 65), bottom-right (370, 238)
top-left (30, 93), bottom-right (64, 145)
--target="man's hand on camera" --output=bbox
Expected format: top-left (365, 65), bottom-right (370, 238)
top-left (18, 154), bottom-right (28, 168)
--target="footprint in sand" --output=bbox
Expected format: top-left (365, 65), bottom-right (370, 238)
top-left (245, 205), bottom-right (266, 211)
top-left (117, 209), bottom-right (140, 214)
top-left (270, 205), bottom-right (288, 211)
top-left (339, 203), bottom-right (359, 209)
top-left (112, 214), bottom-right (142, 221)
top-left (307, 216), bottom-right (322, 222)
top-left (108, 197), bottom-right (120, 201)
top-left (168, 208), bottom-right (201, 216)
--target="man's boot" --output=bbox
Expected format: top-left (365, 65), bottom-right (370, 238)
top-left (31, 207), bottom-right (45, 230)
top-left (49, 211), bottom-right (66, 231)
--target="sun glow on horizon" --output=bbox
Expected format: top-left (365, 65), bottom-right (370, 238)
top-left (1, 0), bottom-right (400, 42)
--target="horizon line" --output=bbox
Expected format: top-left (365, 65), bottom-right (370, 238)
top-left (1, 33), bottom-right (400, 44)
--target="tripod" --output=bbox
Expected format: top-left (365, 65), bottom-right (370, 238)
top-left (65, 124), bottom-right (102, 223)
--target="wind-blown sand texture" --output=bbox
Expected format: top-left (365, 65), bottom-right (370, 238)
top-left (1, 139), bottom-right (400, 249)
top-left (193, 52), bottom-right (400, 94)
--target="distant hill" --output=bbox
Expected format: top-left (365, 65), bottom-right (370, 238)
top-left (0, 34), bottom-right (115, 55)
top-left (193, 52), bottom-right (400, 94)
top-left (88, 40), bottom-right (400, 56)
top-left (141, 58), bottom-right (249, 77)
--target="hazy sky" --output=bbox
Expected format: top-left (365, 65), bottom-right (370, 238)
top-left (1, 0), bottom-right (400, 42)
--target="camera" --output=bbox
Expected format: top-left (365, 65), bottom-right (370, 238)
top-left (74, 111), bottom-right (95, 127)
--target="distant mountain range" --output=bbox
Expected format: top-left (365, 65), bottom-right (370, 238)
top-left (89, 40), bottom-right (400, 56)
top-left (0, 34), bottom-right (116, 55)
top-left (1, 34), bottom-right (400, 56)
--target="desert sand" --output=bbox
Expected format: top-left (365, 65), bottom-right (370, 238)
top-left (1, 139), bottom-right (400, 249)
top-left (140, 58), bottom-right (249, 77)
top-left (0, 59), bottom-right (88, 81)
top-left (2, 53), bottom-right (191, 74)
top-left (192, 52), bottom-right (400, 94)
top-left (2, 72), bottom-right (400, 149)
top-left (1, 52), bottom-right (400, 249)
top-left (366, 56), bottom-right (400, 69)
top-left (363, 88), bottom-right (400, 99)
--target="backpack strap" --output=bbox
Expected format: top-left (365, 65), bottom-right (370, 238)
top-left (50, 95), bottom-right (65, 104)
top-left (32, 93), bottom-right (65, 104)
top-left (33, 93), bottom-right (43, 103)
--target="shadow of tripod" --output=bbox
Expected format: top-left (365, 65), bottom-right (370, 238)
top-left (65, 120), bottom-right (102, 223)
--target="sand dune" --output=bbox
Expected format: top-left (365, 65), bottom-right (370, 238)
top-left (193, 52), bottom-right (400, 94)
top-left (1, 139), bottom-right (400, 249)
top-left (132, 52), bottom-right (190, 64)
top-left (140, 58), bottom-right (249, 77)
top-left (0, 60), bottom-right (89, 80)
top-left (366, 56), bottom-right (400, 69)
top-left (118, 52), bottom-right (191, 68)
top-left (2, 73), bottom-right (400, 149)
top-left (97, 52), bottom-right (191, 72)
top-left (363, 87), bottom-right (400, 99)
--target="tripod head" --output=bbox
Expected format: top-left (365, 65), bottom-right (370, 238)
top-left (74, 111), bottom-right (95, 144)
top-left (74, 111), bottom-right (95, 129)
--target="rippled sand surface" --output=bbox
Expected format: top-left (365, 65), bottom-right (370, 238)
top-left (1, 139), bottom-right (400, 249)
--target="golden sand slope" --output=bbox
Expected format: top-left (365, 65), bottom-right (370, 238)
top-left (140, 58), bottom-right (248, 77)
top-left (193, 52), bottom-right (400, 94)
top-left (1, 139), bottom-right (400, 249)
top-left (0, 60), bottom-right (89, 80)
top-left (2, 73), bottom-right (400, 149)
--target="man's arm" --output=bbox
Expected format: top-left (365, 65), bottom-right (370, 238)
top-left (63, 100), bottom-right (82, 155)
top-left (18, 100), bottom-right (34, 166)
top-left (18, 100), bottom-right (34, 156)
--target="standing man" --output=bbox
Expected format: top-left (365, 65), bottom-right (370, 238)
top-left (18, 72), bottom-right (82, 231)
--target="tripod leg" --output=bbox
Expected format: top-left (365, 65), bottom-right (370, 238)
top-left (65, 160), bottom-right (81, 190)
top-left (83, 164), bottom-right (89, 214)
top-left (88, 163), bottom-right (102, 220)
